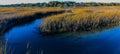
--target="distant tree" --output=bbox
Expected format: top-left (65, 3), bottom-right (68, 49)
top-left (1, 1), bottom-right (120, 7)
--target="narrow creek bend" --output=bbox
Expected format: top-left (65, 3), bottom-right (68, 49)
top-left (2, 19), bottom-right (120, 54)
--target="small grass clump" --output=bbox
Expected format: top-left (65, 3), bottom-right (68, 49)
top-left (40, 6), bottom-right (120, 34)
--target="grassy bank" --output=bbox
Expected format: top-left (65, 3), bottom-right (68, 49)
top-left (0, 7), bottom-right (66, 35)
top-left (40, 6), bottom-right (120, 34)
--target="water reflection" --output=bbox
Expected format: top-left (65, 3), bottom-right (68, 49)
top-left (2, 19), bottom-right (120, 54)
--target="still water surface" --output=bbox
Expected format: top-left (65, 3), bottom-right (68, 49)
top-left (2, 19), bottom-right (120, 54)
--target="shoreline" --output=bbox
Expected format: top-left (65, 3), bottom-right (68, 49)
top-left (0, 10), bottom-right (65, 35)
top-left (40, 7), bottom-right (120, 35)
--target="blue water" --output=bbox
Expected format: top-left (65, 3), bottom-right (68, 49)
top-left (2, 19), bottom-right (120, 54)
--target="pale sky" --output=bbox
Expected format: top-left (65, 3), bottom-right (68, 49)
top-left (0, 0), bottom-right (120, 4)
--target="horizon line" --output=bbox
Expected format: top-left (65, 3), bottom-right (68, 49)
top-left (1, 1), bottom-right (120, 5)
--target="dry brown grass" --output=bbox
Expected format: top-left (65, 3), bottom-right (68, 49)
top-left (0, 7), bottom-right (65, 35)
top-left (0, 7), bottom-right (64, 20)
top-left (40, 6), bottom-right (120, 34)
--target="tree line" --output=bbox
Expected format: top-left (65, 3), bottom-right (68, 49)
top-left (1, 1), bottom-right (120, 7)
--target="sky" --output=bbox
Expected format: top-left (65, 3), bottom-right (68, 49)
top-left (0, 0), bottom-right (120, 4)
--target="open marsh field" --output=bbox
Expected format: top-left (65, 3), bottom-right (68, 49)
top-left (0, 7), bottom-right (65, 35)
top-left (40, 6), bottom-right (120, 34)
top-left (0, 7), bottom-right (65, 19)
top-left (0, 7), bottom-right (66, 54)
top-left (1, 6), bottom-right (120, 54)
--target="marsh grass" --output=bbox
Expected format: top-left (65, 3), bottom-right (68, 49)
top-left (40, 6), bottom-right (120, 34)
top-left (0, 7), bottom-right (64, 20)
top-left (0, 7), bottom-right (66, 35)
top-left (2, 40), bottom-right (44, 54)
